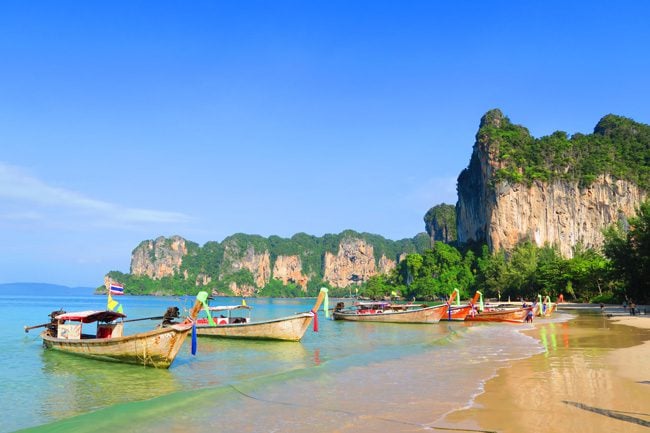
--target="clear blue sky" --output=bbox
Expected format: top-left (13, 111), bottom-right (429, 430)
top-left (1, 1), bottom-right (649, 287)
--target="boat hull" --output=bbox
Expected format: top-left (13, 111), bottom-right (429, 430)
top-left (332, 304), bottom-right (447, 323)
top-left (196, 313), bottom-right (314, 341)
top-left (440, 305), bottom-right (472, 321)
top-left (41, 324), bottom-right (192, 368)
top-left (465, 307), bottom-right (531, 323)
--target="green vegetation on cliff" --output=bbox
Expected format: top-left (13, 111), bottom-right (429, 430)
top-left (363, 222), bottom-right (647, 305)
top-left (104, 230), bottom-right (430, 297)
top-left (106, 206), bottom-right (650, 304)
top-left (423, 203), bottom-right (457, 244)
top-left (480, 109), bottom-right (650, 189)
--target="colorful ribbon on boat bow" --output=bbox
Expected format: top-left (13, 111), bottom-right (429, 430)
top-left (310, 309), bottom-right (318, 332)
top-left (191, 320), bottom-right (197, 355)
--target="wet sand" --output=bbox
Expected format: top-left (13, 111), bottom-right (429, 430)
top-left (439, 312), bottom-right (650, 433)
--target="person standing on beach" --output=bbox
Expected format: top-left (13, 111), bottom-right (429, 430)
top-left (525, 308), bottom-right (534, 323)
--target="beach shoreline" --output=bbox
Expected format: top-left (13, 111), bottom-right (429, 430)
top-left (437, 311), bottom-right (650, 433)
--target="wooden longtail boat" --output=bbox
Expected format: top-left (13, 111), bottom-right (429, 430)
top-left (332, 300), bottom-right (448, 323)
top-left (441, 289), bottom-right (479, 321)
top-left (536, 295), bottom-right (556, 317)
top-left (32, 293), bottom-right (205, 368)
top-left (195, 289), bottom-right (328, 341)
top-left (465, 306), bottom-right (532, 323)
top-left (462, 291), bottom-right (532, 323)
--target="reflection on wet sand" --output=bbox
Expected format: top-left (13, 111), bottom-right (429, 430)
top-left (442, 313), bottom-right (650, 433)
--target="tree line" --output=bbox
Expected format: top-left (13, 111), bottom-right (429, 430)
top-left (363, 200), bottom-right (650, 305)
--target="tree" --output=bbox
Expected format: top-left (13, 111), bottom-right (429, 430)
top-left (476, 246), bottom-right (508, 300)
top-left (604, 201), bottom-right (650, 303)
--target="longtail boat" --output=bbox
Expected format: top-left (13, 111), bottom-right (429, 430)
top-left (464, 291), bottom-right (532, 323)
top-left (28, 293), bottom-right (205, 368)
top-left (536, 295), bottom-right (556, 317)
top-left (195, 288), bottom-right (328, 341)
top-left (332, 299), bottom-right (448, 323)
top-left (465, 306), bottom-right (532, 323)
top-left (441, 289), bottom-right (479, 321)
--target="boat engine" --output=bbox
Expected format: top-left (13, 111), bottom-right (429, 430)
top-left (46, 309), bottom-right (65, 336)
top-left (161, 306), bottom-right (180, 326)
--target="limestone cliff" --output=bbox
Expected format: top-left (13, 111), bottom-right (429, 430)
top-left (272, 255), bottom-right (308, 288)
top-left (424, 204), bottom-right (456, 244)
top-left (125, 231), bottom-right (423, 293)
top-left (378, 254), bottom-right (397, 274)
top-left (323, 238), bottom-right (377, 287)
top-left (130, 235), bottom-right (188, 279)
top-left (220, 238), bottom-right (271, 293)
top-left (457, 110), bottom-right (648, 257)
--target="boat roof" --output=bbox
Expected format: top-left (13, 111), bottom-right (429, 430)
top-left (354, 301), bottom-right (390, 306)
top-left (55, 310), bottom-right (126, 323)
top-left (208, 305), bottom-right (253, 312)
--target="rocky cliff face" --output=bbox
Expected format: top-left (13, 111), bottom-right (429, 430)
top-left (272, 255), bottom-right (308, 288)
top-left (323, 238), bottom-right (377, 287)
top-left (127, 233), bottom-right (412, 293)
top-left (130, 235), bottom-right (188, 279)
top-left (221, 240), bottom-right (271, 293)
top-left (378, 254), bottom-right (397, 274)
top-left (457, 110), bottom-right (647, 257)
top-left (424, 204), bottom-right (456, 244)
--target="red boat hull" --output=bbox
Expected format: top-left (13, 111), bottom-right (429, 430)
top-left (441, 305), bottom-right (472, 321)
top-left (465, 307), bottom-right (531, 323)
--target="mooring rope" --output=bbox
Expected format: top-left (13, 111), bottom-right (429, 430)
top-left (228, 384), bottom-right (497, 433)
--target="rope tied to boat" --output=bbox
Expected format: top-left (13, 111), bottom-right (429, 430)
top-left (310, 309), bottom-right (318, 332)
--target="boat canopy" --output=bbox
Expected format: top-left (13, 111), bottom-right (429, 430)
top-left (354, 301), bottom-right (389, 307)
top-left (208, 305), bottom-right (253, 312)
top-left (55, 310), bottom-right (126, 323)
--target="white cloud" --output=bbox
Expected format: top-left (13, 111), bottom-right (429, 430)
top-left (0, 162), bottom-right (192, 227)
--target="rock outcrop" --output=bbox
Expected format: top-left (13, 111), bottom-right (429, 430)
top-left (124, 231), bottom-right (423, 293)
top-left (272, 255), bottom-right (308, 288)
top-left (424, 203), bottom-right (456, 244)
top-left (130, 235), bottom-right (188, 279)
top-left (323, 238), bottom-right (377, 287)
top-left (378, 254), bottom-right (397, 274)
top-left (457, 110), bottom-right (647, 257)
top-left (221, 240), bottom-right (271, 289)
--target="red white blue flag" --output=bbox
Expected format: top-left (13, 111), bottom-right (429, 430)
top-left (110, 283), bottom-right (124, 295)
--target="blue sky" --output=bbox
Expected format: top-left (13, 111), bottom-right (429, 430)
top-left (1, 1), bottom-right (649, 287)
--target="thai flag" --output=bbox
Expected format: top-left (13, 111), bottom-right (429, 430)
top-left (110, 283), bottom-right (124, 295)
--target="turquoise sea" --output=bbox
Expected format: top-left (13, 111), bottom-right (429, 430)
top-left (2, 288), bottom-right (557, 433)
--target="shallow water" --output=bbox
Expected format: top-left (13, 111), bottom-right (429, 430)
top-left (441, 311), bottom-right (650, 433)
top-left (3, 292), bottom-right (552, 433)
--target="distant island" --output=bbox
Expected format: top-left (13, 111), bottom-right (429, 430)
top-left (1, 283), bottom-right (96, 296)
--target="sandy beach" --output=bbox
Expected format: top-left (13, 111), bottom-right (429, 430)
top-left (439, 310), bottom-right (650, 433)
